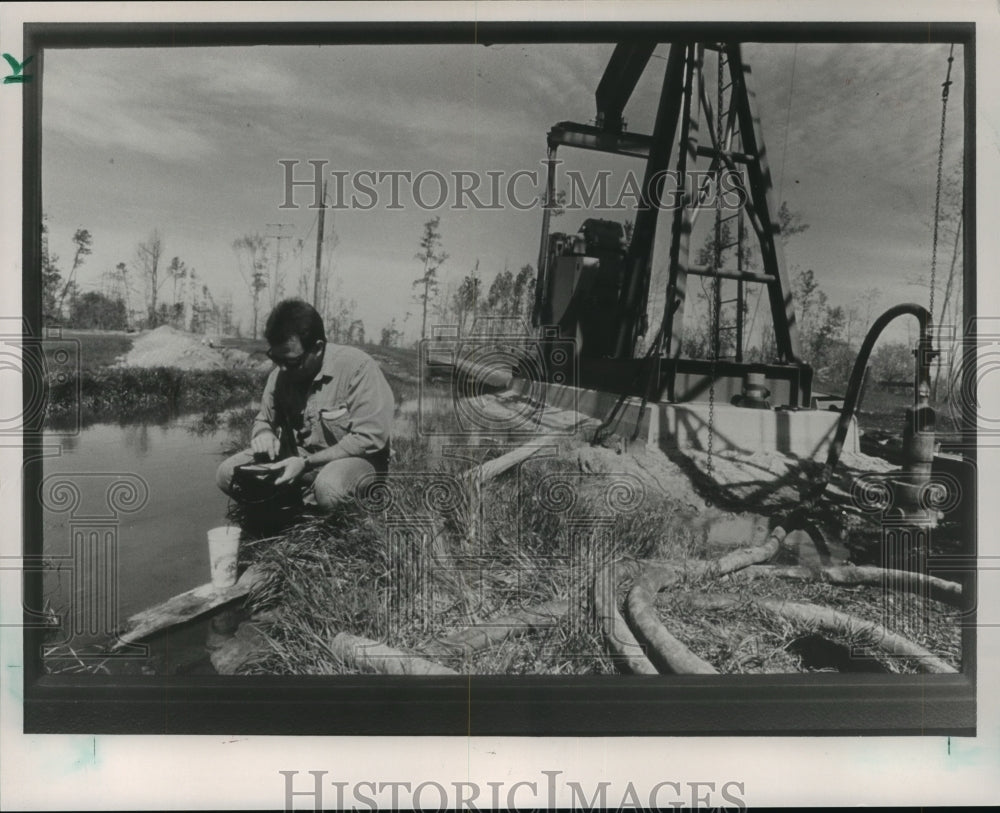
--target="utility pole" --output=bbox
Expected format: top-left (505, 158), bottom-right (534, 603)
top-left (312, 180), bottom-right (327, 310)
top-left (266, 222), bottom-right (293, 309)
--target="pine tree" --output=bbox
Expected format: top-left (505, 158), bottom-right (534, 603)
top-left (412, 217), bottom-right (448, 342)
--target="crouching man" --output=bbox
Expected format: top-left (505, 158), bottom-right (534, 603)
top-left (217, 298), bottom-right (394, 513)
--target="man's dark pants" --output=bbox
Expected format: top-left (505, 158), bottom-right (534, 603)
top-left (216, 447), bottom-right (389, 512)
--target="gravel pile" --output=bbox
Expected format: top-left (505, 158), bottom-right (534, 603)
top-left (114, 325), bottom-right (270, 371)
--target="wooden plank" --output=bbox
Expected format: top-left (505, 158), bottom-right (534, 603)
top-left (484, 391), bottom-right (601, 434)
top-left (111, 565), bottom-right (265, 650)
top-left (465, 436), bottom-right (564, 484)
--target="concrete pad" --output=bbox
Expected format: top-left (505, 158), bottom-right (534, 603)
top-left (510, 380), bottom-right (858, 461)
top-left (650, 402), bottom-right (859, 461)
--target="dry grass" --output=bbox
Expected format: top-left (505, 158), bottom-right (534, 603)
top-left (234, 404), bottom-right (702, 675)
top-left (223, 384), bottom-right (963, 677)
top-left (653, 569), bottom-right (962, 674)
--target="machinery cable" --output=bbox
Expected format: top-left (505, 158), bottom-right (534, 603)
top-left (929, 43), bottom-right (955, 327)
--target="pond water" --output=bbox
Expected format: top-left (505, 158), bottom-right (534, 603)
top-left (36, 385), bottom-right (563, 674)
top-left (41, 413), bottom-right (244, 673)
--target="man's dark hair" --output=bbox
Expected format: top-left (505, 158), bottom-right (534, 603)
top-left (264, 299), bottom-right (326, 348)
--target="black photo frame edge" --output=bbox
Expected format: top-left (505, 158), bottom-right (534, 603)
top-left (20, 19), bottom-right (977, 736)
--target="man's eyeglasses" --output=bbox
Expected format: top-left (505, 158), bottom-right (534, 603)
top-left (267, 345), bottom-right (314, 370)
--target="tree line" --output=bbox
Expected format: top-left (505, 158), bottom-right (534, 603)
top-left (42, 218), bottom-right (235, 335)
top-left (231, 218), bottom-right (365, 344)
top-left (39, 216), bottom-right (365, 344)
top-left (377, 216), bottom-right (536, 349)
top-left (394, 188), bottom-right (962, 402)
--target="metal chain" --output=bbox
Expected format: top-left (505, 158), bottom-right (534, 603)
top-left (929, 43), bottom-right (955, 325)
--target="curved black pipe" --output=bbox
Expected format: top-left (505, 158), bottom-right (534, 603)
top-left (807, 303), bottom-right (934, 501)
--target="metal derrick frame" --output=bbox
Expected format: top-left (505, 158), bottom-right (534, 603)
top-left (534, 41), bottom-right (809, 405)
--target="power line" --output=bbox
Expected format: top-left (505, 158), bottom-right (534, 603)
top-left (776, 43), bottom-right (798, 205)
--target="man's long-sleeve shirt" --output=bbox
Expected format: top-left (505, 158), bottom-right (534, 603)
top-left (251, 344), bottom-right (395, 460)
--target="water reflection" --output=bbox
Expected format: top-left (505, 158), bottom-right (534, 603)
top-left (41, 413), bottom-right (238, 629)
top-left (41, 400), bottom-right (272, 675)
top-left (123, 422), bottom-right (152, 457)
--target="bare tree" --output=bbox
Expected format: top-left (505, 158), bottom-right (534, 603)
top-left (186, 267), bottom-right (199, 331)
top-left (322, 283), bottom-right (357, 344)
top-left (112, 262), bottom-right (140, 329)
top-left (135, 230), bottom-right (166, 327)
top-left (931, 168), bottom-right (965, 402)
top-left (845, 287), bottom-right (883, 347)
top-left (453, 266), bottom-right (481, 336)
top-left (380, 318), bottom-right (403, 348)
top-left (56, 228), bottom-right (93, 317)
top-left (96, 260), bottom-right (135, 329)
top-left (163, 256), bottom-right (191, 328)
top-left (166, 256), bottom-right (187, 306)
top-left (346, 319), bottom-right (366, 346)
top-left (217, 292), bottom-right (235, 336)
top-left (297, 217), bottom-right (340, 308)
top-left (232, 233), bottom-right (269, 339)
top-left (433, 278), bottom-right (459, 326)
top-left (191, 281), bottom-right (222, 335)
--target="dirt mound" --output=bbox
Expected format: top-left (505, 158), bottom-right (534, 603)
top-left (115, 326), bottom-right (270, 371)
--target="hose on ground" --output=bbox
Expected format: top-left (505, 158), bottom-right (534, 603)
top-left (733, 564), bottom-right (963, 608)
top-left (623, 528), bottom-right (787, 674)
top-left (680, 592), bottom-right (957, 674)
top-left (594, 560), bottom-right (660, 674)
top-left (328, 632), bottom-right (458, 676)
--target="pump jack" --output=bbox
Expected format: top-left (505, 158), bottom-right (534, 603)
top-left (533, 41), bottom-right (812, 408)
top-left (527, 39), bottom-right (965, 534)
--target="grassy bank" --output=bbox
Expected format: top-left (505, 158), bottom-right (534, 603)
top-left (235, 419), bottom-right (697, 676)
top-left (225, 386), bottom-right (963, 676)
top-left (50, 329), bottom-right (136, 371)
top-left (40, 328), bottom-right (266, 429)
top-left (45, 366), bottom-right (268, 430)
top-left (40, 373), bottom-right (965, 676)
top-left (37, 331), bottom-right (965, 675)
top-left (40, 329), bottom-right (420, 430)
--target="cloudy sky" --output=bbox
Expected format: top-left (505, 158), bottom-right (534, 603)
top-left (40, 39), bottom-right (964, 345)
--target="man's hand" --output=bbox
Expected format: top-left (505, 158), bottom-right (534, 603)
top-left (269, 455), bottom-right (307, 486)
top-left (251, 430), bottom-right (281, 460)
